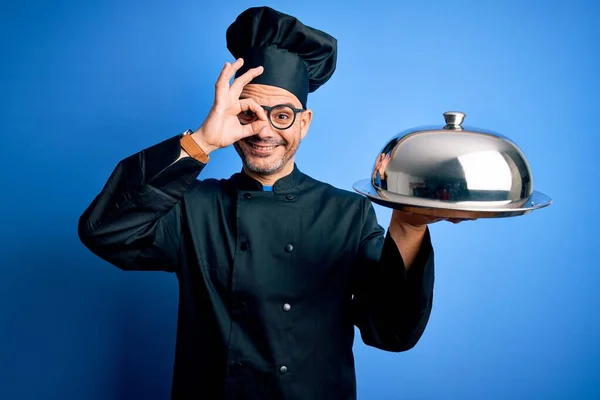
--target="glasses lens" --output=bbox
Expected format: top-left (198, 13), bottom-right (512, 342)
top-left (270, 105), bottom-right (295, 129)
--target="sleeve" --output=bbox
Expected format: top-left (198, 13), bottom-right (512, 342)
top-left (351, 198), bottom-right (435, 352)
top-left (77, 135), bottom-right (206, 272)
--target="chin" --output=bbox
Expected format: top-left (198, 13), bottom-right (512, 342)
top-left (234, 142), bottom-right (293, 175)
top-left (244, 157), bottom-right (286, 174)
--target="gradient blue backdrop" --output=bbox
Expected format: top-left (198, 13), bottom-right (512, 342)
top-left (1, 0), bottom-right (598, 399)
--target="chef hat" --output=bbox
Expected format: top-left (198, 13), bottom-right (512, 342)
top-left (226, 6), bottom-right (337, 109)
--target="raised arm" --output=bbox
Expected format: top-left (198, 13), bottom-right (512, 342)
top-left (78, 58), bottom-right (269, 272)
top-left (77, 135), bottom-right (207, 272)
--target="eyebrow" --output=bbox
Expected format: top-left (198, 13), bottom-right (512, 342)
top-left (238, 96), bottom-right (298, 109)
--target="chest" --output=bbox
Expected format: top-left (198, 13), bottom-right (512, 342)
top-left (183, 188), bottom-right (363, 301)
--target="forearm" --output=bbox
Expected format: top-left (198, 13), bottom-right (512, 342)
top-left (354, 230), bottom-right (434, 350)
top-left (78, 134), bottom-right (206, 270)
top-left (353, 202), bottom-right (435, 352)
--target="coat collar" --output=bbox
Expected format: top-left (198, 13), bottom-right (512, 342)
top-left (230, 163), bottom-right (306, 192)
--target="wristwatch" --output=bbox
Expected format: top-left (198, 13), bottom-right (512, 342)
top-left (180, 129), bottom-right (209, 163)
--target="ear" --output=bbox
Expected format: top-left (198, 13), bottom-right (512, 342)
top-left (300, 109), bottom-right (313, 140)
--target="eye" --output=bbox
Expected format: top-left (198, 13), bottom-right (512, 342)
top-left (238, 110), bottom-right (257, 124)
top-left (271, 106), bottom-right (294, 121)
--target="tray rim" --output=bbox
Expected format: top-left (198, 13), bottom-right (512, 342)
top-left (352, 178), bottom-right (552, 217)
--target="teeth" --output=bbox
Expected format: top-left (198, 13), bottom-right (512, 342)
top-left (250, 144), bottom-right (277, 151)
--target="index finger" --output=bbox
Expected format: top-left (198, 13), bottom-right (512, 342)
top-left (231, 65), bottom-right (264, 94)
top-left (215, 58), bottom-right (244, 89)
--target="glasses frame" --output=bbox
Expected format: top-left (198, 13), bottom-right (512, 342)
top-left (239, 104), bottom-right (306, 130)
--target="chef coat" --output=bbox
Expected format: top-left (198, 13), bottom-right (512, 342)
top-left (78, 134), bottom-right (435, 400)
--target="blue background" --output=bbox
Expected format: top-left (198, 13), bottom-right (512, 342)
top-left (1, 0), bottom-right (598, 399)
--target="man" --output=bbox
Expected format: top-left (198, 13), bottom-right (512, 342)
top-left (78, 6), bottom-right (444, 399)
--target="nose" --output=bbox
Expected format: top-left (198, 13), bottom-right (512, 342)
top-left (253, 121), bottom-right (277, 139)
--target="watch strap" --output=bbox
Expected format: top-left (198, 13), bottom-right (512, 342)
top-left (180, 132), bottom-right (209, 163)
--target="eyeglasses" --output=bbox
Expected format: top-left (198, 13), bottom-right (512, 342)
top-left (238, 104), bottom-right (305, 130)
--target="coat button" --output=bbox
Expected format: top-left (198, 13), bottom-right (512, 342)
top-left (284, 244), bottom-right (294, 252)
top-left (285, 194), bottom-right (295, 201)
top-left (282, 303), bottom-right (291, 312)
top-left (241, 242), bottom-right (249, 251)
top-left (244, 193), bottom-right (252, 199)
top-left (279, 365), bottom-right (288, 375)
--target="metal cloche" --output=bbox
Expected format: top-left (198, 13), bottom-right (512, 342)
top-left (353, 111), bottom-right (552, 219)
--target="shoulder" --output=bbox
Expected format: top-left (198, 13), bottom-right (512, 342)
top-left (302, 173), bottom-right (371, 213)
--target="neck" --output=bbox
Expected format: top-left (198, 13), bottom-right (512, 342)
top-left (243, 159), bottom-right (295, 187)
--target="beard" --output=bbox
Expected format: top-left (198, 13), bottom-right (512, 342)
top-left (234, 137), bottom-right (299, 174)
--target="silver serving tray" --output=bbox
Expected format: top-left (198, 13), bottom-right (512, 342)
top-left (353, 111), bottom-right (552, 219)
top-left (353, 178), bottom-right (552, 219)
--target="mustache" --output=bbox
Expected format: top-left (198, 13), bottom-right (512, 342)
top-left (244, 137), bottom-right (287, 146)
